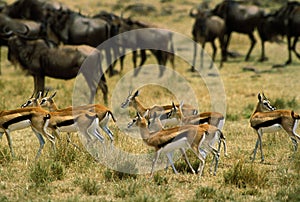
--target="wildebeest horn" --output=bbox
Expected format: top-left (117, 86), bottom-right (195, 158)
top-left (189, 8), bottom-right (198, 18)
top-left (0, 26), bottom-right (13, 37)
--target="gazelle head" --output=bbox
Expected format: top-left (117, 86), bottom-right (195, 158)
top-left (127, 110), bottom-right (148, 128)
top-left (256, 92), bottom-right (276, 112)
top-left (121, 90), bottom-right (139, 108)
top-left (39, 91), bottom-right (57, 108)
top-left (167, 101), bottom-right (184, 120)
top-left (21, 91), bottom-right (43, 108)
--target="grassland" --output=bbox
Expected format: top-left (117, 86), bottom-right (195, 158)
top-left (0, 0), bottom-right (300, 201)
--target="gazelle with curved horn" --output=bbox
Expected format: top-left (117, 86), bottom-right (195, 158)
top-left (39, 92), bottom-right (116, 142)
top-left (0, 106), bottom-right (55, 159)
top-left (20, 92), bottom-right (106, 145)
top-left (166, 101), bottom-right (227, 175)
top-left (250, 92), bottom-right (300, 162)
top-left (148, 111), bottom-right (196, 174)
top-left (128, 111), bottom-right (223, 177)
top-left (121, 90), bottom-right (198, 121)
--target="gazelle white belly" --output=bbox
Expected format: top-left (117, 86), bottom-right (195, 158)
top-left (8, 120), bottom-right (31, 131)
top-left (261, 124), bottom-right (282, 133)
top-left (161, 137), bottom-right (189, 153)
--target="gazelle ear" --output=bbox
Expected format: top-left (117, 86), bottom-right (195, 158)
top-left (44, 89), bottom-right (49, 97)
top-left (36, 91), bottom-right (42, 99)
top-left (50, 91), bottom-right (57, 99)
top-left (258, 93), bottom-right (262, 101)
top-left (143, 109), bottom-right (149, 118)
top-left (179, 100), bottom-right (184, 109)
top-left (172, 101), bottom-right (176, 109)
top-left (133, 90), bottom-right (139, 98)
top-left (137, 112), bottom-right (142, 119)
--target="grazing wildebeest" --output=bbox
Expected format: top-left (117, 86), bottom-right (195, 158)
top-left (46, 8), bottom-right (118, 76)
top-left (7, 35), bottom-right (108, 104)
top-left (113, 17), bottom-right (175, 77)
top-left (256, 2), bottom-right (300, 65)
top-left (212, 0), bottom-right (264, 61)
top-left (190, 8), bottom-right (226, 70)
top-left (0, 0), bottom-right (66, 22)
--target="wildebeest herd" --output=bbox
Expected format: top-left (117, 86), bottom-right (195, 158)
top-left (0, 0), bottom-right (300, 178)
top-left (0, 0), bottom-right (299, 103)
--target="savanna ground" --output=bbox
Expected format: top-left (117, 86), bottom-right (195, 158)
top-left (1, 0), bottom-right (300, 201)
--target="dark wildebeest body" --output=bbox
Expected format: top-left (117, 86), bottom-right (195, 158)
top-left (7, 36), bottom-right (108, 103)
top-left (276, 2), bottom-right (300, 65)
top-left (190, 9), bottom-right (226, 70)
top-left (115, 17), bottom-right (175, 77)
top-left (1, 0), bottom-right (66, 22)
top-left (46, 9), bottom-right (117, 76)
top-left (257, 2), bottom-right (300, 65)
top-left (212, 0), bottom-right (264, 61)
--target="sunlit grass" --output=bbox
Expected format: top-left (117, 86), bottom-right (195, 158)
top-left (0, 0), bottom-right (299, 201)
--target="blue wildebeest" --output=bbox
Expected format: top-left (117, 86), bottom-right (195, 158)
top-left (190, 8), bottom-right (226, 70)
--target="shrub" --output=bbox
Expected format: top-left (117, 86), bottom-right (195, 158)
top-left (194, 186), bottom-right (216, 200)
top-left (223, 160), bottom-right (268, 189)
top-left (81, 178), bottom-right (100, 195)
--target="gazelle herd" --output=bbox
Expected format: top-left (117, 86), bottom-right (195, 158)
top-left (0, 90), bottom-right (300, 178)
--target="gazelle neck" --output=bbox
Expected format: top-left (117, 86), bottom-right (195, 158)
top-left (132, 98), bottom-right (147, 115)
top-left (48, 101), bottom-right (59, 112)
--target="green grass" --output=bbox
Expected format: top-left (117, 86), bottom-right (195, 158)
top-left (0, 0), bottom-right (300, 201)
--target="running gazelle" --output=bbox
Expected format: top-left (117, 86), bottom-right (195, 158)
top-left (165, 101), bottom-right (227, 175)
top-left (121, 90), bottom-right (198, 120)
top-left (0, 106), bottom-right (54, 159)
top-left (21, 91), bottom-right (116, 142)
top-left (128, 111), bottom-right (224, 177)
top-left (250, 92), bottom-right (300, 162)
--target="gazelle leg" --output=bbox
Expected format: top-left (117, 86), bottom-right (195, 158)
top-left (251, 138), bottom-right (260, 162)
top-left (33, 131), bottom-right (46, 160)
top-left (101, 126), bottom-right (114, 142)
top-left (87, 118), bottom-right (104, 143)
top-left (258, 130), bottom-right (265, 162)
top-left (180, 148), bottom-right (196, 174)
top-left (291, 138), bottom-right (298, 151)
top-left (166, 152), bottom-right (178, 174)
top-left (4, 130), bottom-right (14, 157)
top-left (150, 149), bottom-right (162, 178)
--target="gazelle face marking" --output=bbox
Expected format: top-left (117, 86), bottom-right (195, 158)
top-left (121, 90), bottom-right (139, 109)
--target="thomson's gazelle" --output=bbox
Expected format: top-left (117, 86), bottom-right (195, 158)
top-left (167, 101), bottom-right (227, 175)
top-left (21, 92), bottom-right (106, 145)
top-left (148, 111), bottom-right (196, 174)
top-left (121, 90), bottom-right (198, 120)
top-left (128, 112), bottom-right (222, 177)
top-left (250, 93), bottom-right (300, 162)
top-left (39, 92), bottom-right (116, 142)
top-left (0, 107), bottom-right (54, 159)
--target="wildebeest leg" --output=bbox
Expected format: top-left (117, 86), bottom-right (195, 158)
top-left (34, 75), bottom-right (45, 95)
top-left (245, 33), bottom-right (256, 61)
top-left (292, 36), bottom-right (300, 59)
top-left (0, 46), bottom-right (2, 75)
top-left (223, 32), bottom-right (232, 61)
top-left (97, 75), bottom-right (108, 104)
top-left (132, 50), bottom-right (138, 68)
top-left (191, 41), bottom-right (197, 72)
top-left (286, 36), bottom-right (293, 65)
top-left (201, 43), bottom-right (205, 69)
top-left (139, 50), bottom-right (147, 67)
top-left (219, 35), bottom-right (225, 68)
top-left (105, 49), bottom-right (116, 77)
top-left (210, 41), bottom-right (217, 69)
top-left (119, 47), bottom-right (126, 72)
top-left (154, 50), bottom-right (166, 77)
top-left (259, 39), bottom-right (268, 62)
